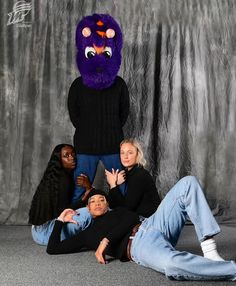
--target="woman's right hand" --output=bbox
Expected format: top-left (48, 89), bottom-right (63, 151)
top-left (105, 168), bottom-right (119, 188)
top-left (76, 174), bottom-right (92, 190)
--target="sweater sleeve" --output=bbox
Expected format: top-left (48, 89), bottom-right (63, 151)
top-left (108, 171), bottom-right (155, 212)
top-left (105, 209), bottom-right (139, 243)
top-left (119, 79), bottom-right (129, 127)
top-left (68, 79), bottom-right (80, 128)
top-left (46, 220), bottom-right (86, 255)
top-left (125, 169), bottom-right (161, 216)
top-left (107, 186), bottom-right (125, 209)
top-left (122, 179), bottom-right (144, 211)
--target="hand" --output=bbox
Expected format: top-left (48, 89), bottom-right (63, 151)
top-left (81, 187), bottom-right (93, 202)
top-left (105, 168), bottom-right (119, 188)
top-left (76, 174), bottom-right (92, 190)
top-left (116, 170), bottom-right (126, 185)
top-left (95, 238), bottom-right (109, 264)
top-left (58, 209), bottom-right (77, 224)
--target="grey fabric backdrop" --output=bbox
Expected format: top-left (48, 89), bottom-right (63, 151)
top-left (0, 0), bottom-right (236, 224)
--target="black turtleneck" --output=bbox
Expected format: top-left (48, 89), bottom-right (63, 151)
top-left (47, 207), bottom-right (139, 261)
top-left (108, 165), bottom-right (161, 218)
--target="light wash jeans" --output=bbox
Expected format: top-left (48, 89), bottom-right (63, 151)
top-left (31, 207), bottom-right (92, 246)
top-left (72, 153), bottom-right (125, 202)
top-left (130, 176), bottom-right (236, 281)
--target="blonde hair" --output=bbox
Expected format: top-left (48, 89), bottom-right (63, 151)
top-left (120, 138), bottom-right (147, 167)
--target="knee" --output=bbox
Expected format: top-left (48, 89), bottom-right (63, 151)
top-left (180, 176), bottom-right (204, 200)
top-left (181, 176), bottom-right (199, 188)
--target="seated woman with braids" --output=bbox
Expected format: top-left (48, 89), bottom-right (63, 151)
top-left (28, 144), bottom-right (93, 245)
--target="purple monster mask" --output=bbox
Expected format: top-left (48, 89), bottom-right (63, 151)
top-left (76, 14), bottom-right (123, 89)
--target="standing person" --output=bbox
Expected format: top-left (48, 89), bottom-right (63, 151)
top-left (68, 14), bottom-right (129, 203)
top-left (28, 144), bottom-right (93, 245)
top-left (46, 188), bottom-right (236, 281)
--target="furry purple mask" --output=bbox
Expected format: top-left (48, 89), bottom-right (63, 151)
top-left (76, 14), bottom-right (123, 89)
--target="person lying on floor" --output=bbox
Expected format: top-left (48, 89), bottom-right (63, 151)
top-left (46, 188), bottom-right (236, 281)
top-left (28, 144), bottom-right (93, 245)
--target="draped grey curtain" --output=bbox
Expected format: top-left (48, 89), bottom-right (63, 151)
top-left (1, 0), bottom-right (236, 224)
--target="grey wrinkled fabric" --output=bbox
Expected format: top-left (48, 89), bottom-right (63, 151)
top-left (0, 0), bottom-right (236, 224)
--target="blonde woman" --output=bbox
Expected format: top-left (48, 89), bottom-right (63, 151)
top-left (105, 139), bottom-right (161, 219)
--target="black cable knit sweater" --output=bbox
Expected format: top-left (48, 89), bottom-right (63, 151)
top-left (68, 76), bottom-right (129, 154)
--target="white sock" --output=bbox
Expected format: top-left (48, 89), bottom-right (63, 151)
top-left (200, 238), bottom-right (225, 261)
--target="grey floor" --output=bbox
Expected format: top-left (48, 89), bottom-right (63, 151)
top-left (0, 224), bottom-right (236, 286)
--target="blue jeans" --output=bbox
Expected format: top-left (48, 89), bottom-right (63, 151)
top-left (131, 176), bottom-right (236, 281)
top-left (31, 207), bottom-right (92, 245)
top-left (72, 153), bottom-right (125, 202)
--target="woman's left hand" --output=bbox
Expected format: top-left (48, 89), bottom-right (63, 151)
top-left (95, 238), bottom-right (109, 264)
top-left (58, 209), bottom-right (77, 224)
top-left (117, 170), bottom-right (126, 185)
